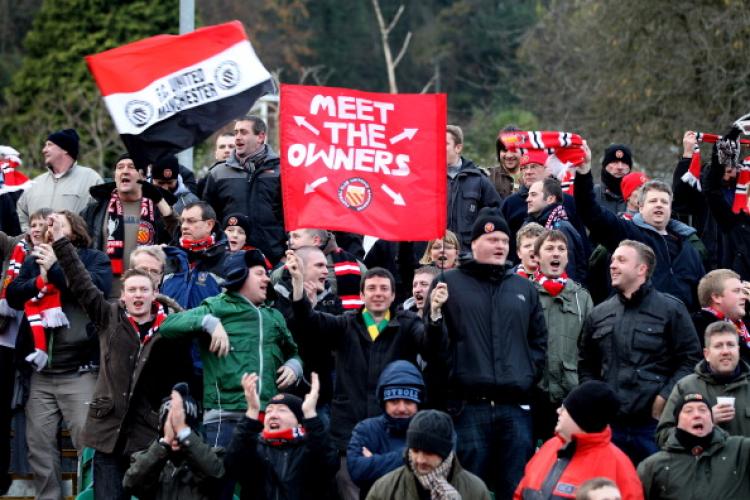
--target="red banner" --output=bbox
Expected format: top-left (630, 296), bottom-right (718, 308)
top-left (280, 84), bottom-right (447, 241)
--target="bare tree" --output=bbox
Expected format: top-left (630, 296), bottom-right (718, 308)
top-left (370, 0), bottom-right (412, 93)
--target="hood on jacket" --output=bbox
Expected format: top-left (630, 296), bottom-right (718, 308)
top-left (631, 213), bottom-right (698, 238)
top-left (376, 360), bottom-right (424, 407)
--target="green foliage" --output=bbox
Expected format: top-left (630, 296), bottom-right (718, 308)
top-left (1, 0), bottom-right (179, 171)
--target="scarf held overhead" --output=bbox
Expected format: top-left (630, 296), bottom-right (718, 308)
top-left (681, 132), bottom-right (750, 191)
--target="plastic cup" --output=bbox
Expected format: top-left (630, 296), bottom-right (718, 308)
top-left (717, 397), bottom-right (735, 408)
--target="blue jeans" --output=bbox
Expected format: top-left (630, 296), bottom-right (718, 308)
top-left (453, 401), bottom-right (533, 500)
top-left (611, 421), bottom-right (659, 466)
top-left (93, 451), bottom-right (130, 500)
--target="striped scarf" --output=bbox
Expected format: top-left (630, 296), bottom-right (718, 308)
top-left (516, 264), bottom-right (533, 279)
top-left (262, 426), bottom-right (305, 446)
top-left (362, 308), bottom-right (390, 341)
top-left (409, 450), bottom-right (460, 500)
top-left (534, 271), bottom-right (568, 296)
top-left (0, 240), bottom-right (28, 316)
top-left (681, 132), bottom-right (750, 191)
top-left (703, 306), bottom-right (750, 348)
top-left (500, 130), bottom-right (586, 195)
top-left (331, 249), bottom-right (363, 310)
top-left (732, 157), bottom-right (750, 215)
top-left (544, 204), bottom-right (569, 229)
top-left (24, 275), bottom-right (69, 370)
top-left (125, 301), bottom-right (166, 345)
top-left (107, 190), bottom-right (156, 275)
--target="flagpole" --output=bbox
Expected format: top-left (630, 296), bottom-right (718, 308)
top-left (177, 0), bottom-right (195, 172)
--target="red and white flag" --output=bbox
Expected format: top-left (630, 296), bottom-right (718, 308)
top-left (86, 21), bottom-right (273, 166)
top-left (280, 84), bottom-right (447, 241)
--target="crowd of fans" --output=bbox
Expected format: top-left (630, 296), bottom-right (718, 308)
top-left (0, 114), bottom-right (749, 500)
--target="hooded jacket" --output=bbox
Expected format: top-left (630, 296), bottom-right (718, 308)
top-left (427, 259), bottom-right (548, 403)
top-left (514, 427), bottom-right (643, 500)
top-left (574, 170), bottom-right (705, 310)
top-left (347, 361), bottom-right (424, 495)
top-left (202, 146), bottom-right (285, 264)
top-left (656, 359), bottom-right (750, 446)
top-left (638, 428), bottom-right (750, 500)
top-left (447, 157), bottom-right (502, 252)
top-left (160, 229), bottom-right (229, 310)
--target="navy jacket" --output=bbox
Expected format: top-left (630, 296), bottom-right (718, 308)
top-left (574, 171), bottom-right (705, 310)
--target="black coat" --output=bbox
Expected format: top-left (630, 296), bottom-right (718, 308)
top-left (574, 170), bottom-right (705, 310)
top-left (427, 259), bottom-right (548, 403)
top-left (290, 298), bottom-right (447, 451)
top-left (202, 147), bottom-right (285, 264)
top-left (447, 158), bottom-right (502, 252)
top-left (224, 416), bottom-right (339, 500)
top-left (578, 282), bottom-right (702, 424)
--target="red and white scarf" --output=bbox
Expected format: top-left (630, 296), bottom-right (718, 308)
top-left (516, 264), bottom-right (533, 279)
top-left (544, 205), bottom-right (569, 229)
top-left (703, 306), bottom-right (750, 348)
top-left (125, 301), bottom-right (166, 345)
top-left (106, 191), bottom-right (156, 275)
top-left (732, 157), bottom-right (750, 215)
top-left (262, 426), bottom-right (305, 446)
top-left (680, 132), bottom-right (750, 191)
top-left (534, 271), bottom-right (568, 296)
top-left (0, 157), bottom-right (30, 194)
top-left (24, 275), bottom-right (69, 365)
top-left (0, 240), bottom-right (29, 316)
top-left (179, 234), bottom-right (216, 253)
top-left (500, 130), bottom-right (585, 195)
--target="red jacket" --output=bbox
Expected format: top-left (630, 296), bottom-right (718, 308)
top-left (514, 427), bottom-right (643, 500)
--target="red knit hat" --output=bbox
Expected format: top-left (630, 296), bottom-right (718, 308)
top-left (520, 149), bottom-right (549, 167)
top-left (620, 172), bottom-right (649, 201)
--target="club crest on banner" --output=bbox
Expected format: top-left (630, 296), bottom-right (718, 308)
top-left (125, 101), bottom-right (154, 128)
top-left (338, 178), bottom-right (373, 212)
top-left (215, 61), bottom-right (240, 90)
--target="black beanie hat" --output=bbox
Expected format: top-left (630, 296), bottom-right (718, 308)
top-left (159, 382), bottom-right (200, 432)
top-left (601, 144), bottom-right (633, 169)
top-left (673, 393), bottom-right (712, 421)
top-left (223, 249), bottom-right (270, 291)
top-left (267, 392), bottom-right (305, 423)
top-left (47, 128), bottom-right (80, 160)
top-left (406, 410), bottom-right (454, 459)
top-left (563, 381), bottom-right (620, 433)
top-left (151, 156), bottom-right (179, 180)
top-left (223, 213), bottom-right (252, 236)
top-left (470, 207), bottom-right (510, 242)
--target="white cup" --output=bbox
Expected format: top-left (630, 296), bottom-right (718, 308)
top-left (717, 397), bottom-right (736, 408)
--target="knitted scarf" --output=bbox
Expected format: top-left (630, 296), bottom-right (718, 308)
top-left (534, 271), bottom-right (568, 297)
top-left (362, 308), bottom-right (390, 341)
top-left (500, 130), bottom-right (585, 195)
top-left (24, 275), bottom-right (69, 371)
top-left (544, 204), bottom-right (569, 229)
top-left (732, 157), bottom-right (750, 215)
top-left (516, 264), bottom-right (533, 279)
top-left (703, 306), bottom-right (750, 348)
top-left (408, 450), bottom-right (461, 500)
top-left (331, 249), bottom-right (363, 310)
top-left (681, 132), bottom-right (750, 191)
top-left (125, 301), bottom-right (166, 345)
top-left (106, 191), bottom-right (156, 275)
top-left (179, 234), bottom-right (216, 253)
top-left (0, 157), bottom-right (30, 193)
top-left (0, 240), bottom-right (28, 316)
top-left (262, 426), bottom-right (305, 446)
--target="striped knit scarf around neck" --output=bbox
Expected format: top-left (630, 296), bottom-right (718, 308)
top-left (106, 190), bottom-right (156, 275)
top-left (703, 306), bottom-right (750, 348)
top-left (534, 271), bottom-right (568, 296)
top-left (125, 301), bottom-right (166, 345)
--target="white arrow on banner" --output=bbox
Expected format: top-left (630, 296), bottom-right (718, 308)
top-left (381, 183), bottom-right (406, 206)
top-left (294, 116), bottom-right (320, 136)
top-left (389, 128), bottom-right (418, 145)
top-left (304, 176), bottom-right (329, 194)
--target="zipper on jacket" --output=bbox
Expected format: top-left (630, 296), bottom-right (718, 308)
top-left (249, 301), bottom-right (264, 397)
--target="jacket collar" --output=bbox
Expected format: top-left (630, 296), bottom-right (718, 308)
top-left (664, 427), bottom-right (728, 456)
top-left (460, 259), bottom-right (512, 282)
top-left (617, 280), bottom-right (653, 306)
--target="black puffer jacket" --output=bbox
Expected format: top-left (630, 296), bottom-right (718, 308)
top-left (224, 416), bottom-right (339, 500)
top-left (578, 282), bottom-right (702, 424)
top-left (447, 157), bottom-right (502, 252)
top-left (427, 260), bottom-right (548, 404)
top-left (202, 146), bottom-right (285, 264)
top-left (290, 298), bottom-right (447, 451)
top-left (7, 246), bottom-right (111, 372)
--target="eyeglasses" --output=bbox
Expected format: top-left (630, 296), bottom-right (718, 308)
top-left (135, 266), bottom-right (163, 277)
top-left (180, 218), bottom-right (206, 225)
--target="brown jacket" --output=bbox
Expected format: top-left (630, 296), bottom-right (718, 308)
top-left (53, 237), bottom-right (189, 455)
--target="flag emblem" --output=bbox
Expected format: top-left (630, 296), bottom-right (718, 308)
top-left (126, 101), bottom-right (154, 128)
top-left (215, 61), bottom-right (240, 90)
top-left (338, 178), bottom-right (372, 212)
